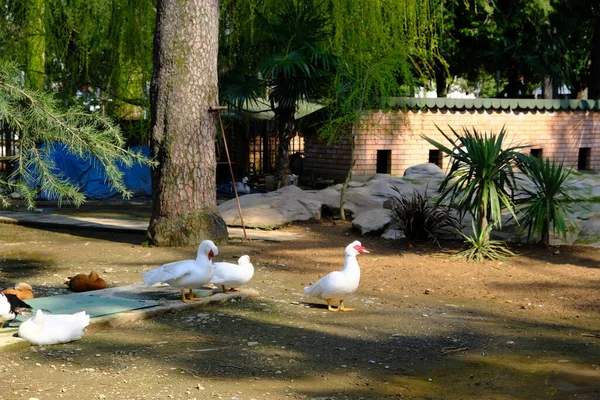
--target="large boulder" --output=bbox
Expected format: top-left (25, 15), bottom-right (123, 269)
top-left (218, 166), bottom-right (600, 248)
top-left (404, 163), bottom-right (445, 179)
top-left (352, 209), bottom-right (392, 235)
top-left (219, 185), bottom-right (323, 229)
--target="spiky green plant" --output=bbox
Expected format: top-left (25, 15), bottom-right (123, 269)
top-left (454, 221), bottom-right (516, 262)
top-left (516, 155), bottom-right (574, 247)
top-left (423, 125), bottom-right (527, 261)
top-left (0, 61), bottom-right (155, 208)
top-left (389, 188), bottom-right (459, 246)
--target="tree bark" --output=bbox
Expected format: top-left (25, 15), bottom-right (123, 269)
top-left (435, 63), bottom-right (448, 98)
top-left (274, 107), bottom-right (296, 188)
top-left (148, 0), bottom-right (228, 246)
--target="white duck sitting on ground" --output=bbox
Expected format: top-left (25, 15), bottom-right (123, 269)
top-left (18, 309), bottom-right (90, 345)
top-left (234, 177), bottom-right (251, 194)
top-left (0, 292), bottom-right (32, 328)
top-left (304, 240), bottom-right (369, 312)
top-left (210, 255), bottom-right (254, 293)
top-left (142, 239), bottom-right (218, 302)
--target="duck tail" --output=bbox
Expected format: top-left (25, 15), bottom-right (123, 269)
top-left (303, 284), bottom-right (314, 295)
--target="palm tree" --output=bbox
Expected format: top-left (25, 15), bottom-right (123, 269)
top-left (424, 126), bottom-right (527, 260)
top-left (220, 0), bottom-right (339, 186)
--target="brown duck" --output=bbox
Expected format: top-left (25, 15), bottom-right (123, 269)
top-left (2, 282), bottom-right (35, 301)
top-left (65, 271), bottom-right (107, 292)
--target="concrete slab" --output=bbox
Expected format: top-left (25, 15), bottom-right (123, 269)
top-left (0, 211), bottom-right (303, 242)
top-left (0, 283), bottom-right (259, 349)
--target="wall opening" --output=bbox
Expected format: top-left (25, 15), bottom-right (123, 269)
top-left (428, 149), bottom-right (442, 167)
top-left (530, 148), bottom-right (543, 159)
top-left (376, 150), bottom-right (391, 174)
top-left (578, 147), bottom-right (591, 170)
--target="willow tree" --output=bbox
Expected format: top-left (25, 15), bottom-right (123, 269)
top-left (321, 0), bottom-right (443, 219)
top-left (24, 0), bottom-right (45, 90)
top-left (0, 0), bottom-right (155, 129)
top-left (220, 0), bottom-right (442, 200)
top-left (220, 0), bottom-right (339, 186)
top-left (147, 0), bottom-right (227, 246)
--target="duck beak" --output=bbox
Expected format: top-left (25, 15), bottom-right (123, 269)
top-left (354, 244), bottom-right (369, 253)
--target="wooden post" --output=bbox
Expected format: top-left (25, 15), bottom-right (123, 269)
top-left (210, 106), bottom-right (248, 240)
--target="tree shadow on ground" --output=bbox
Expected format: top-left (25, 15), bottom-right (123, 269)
top-left (18, 297), bottom-right (599, 400)
top-left (0, 257), bottom-right (53, 284)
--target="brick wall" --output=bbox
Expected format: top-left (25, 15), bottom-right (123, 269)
top-left (303, 128), bottom-right (353, 182)
top-left (304, 107), bottom-right (600, 181)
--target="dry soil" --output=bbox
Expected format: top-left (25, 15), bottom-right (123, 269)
top-left (0, 216), bottom-right (599, 400)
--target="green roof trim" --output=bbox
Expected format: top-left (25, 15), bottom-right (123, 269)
top-left (382, 97), bottom-right (600, 111)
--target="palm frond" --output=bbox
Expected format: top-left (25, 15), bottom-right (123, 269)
top-left (453, 222), bottom-right (516, 262)
top-left (516, 155), bottom-right (574, 245)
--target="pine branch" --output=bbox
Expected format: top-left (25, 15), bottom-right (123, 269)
top-left (0, 61), bottom-right (156, 209)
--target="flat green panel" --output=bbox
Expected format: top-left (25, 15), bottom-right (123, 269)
top-left (4, 293), bottom-right (161, 329)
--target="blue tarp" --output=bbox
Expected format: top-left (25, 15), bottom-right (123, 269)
top-left (35, 143), bottom-right (152, 200)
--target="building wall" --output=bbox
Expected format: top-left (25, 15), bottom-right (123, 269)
top-left (305, 108), bottom-right (600, 181)
top-left (303, 128), bottom-right (353, 182)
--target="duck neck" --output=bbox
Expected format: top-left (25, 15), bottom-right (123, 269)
top-left (343, 255), bottom-right (360, 273)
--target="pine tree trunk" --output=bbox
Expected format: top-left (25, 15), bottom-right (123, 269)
top-left (24, 0), bottom-right (46, 90)
top-left (148, 0), bottom-right (227, 246)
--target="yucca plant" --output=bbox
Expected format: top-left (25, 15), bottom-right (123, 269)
top-left (453, 221), bottom-right (516, 262)
top-left (389, 188), bottom-right (459, 246)
top-left (516, 155), bottom-right (574, 247)
top-left (423, 125), bottom-right (527, 260)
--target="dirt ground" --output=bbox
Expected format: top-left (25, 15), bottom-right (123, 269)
top-left (0, 213), bottom-right (599, 400)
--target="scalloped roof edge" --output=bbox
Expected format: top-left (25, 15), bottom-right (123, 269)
top-left (382, 97), bottom-right (600, 111)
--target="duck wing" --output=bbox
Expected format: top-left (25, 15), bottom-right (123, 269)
top-left (210, 261), bottom-right (238, 285)
top-left (4, 293), bottom-right (32, 313)
top-left (143, 259), bottom-right (195, 285)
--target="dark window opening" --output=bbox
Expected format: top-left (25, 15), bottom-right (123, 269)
top-left (530, 148), bottom-right (543, 159)
top-left (578, 147), bottom-right (591, 170)
top-left (376, 150), bottom-right (391, 174)
top-left (428, 149), bottom-right (442, 167)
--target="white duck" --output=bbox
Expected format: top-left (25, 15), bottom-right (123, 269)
top-left (235, 177), bottom-right (251, 194)
top-left (142, 239), bottom-right (218, 302)
top-left (18, 309), bottom-right (90, 345)
top-left (0, 292), bottom-right (32, 328)
top-left (304, 240), bottom-right (369, 312)
top-left (210, 255), bottom-right (254, 293)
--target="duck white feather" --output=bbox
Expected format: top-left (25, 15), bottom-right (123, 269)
top-left (211, 255), bottom-right (254, 293)
top-left (142, 240), bottom-right (218, 302)
top-left (235, 177), bottom-right (251, 194)
top-left (18, 309), bottom-right (90, 345)
top-left (304, 240), bottom-right (369, 312)
top-left (0, 293), bottom-right (17, 327)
